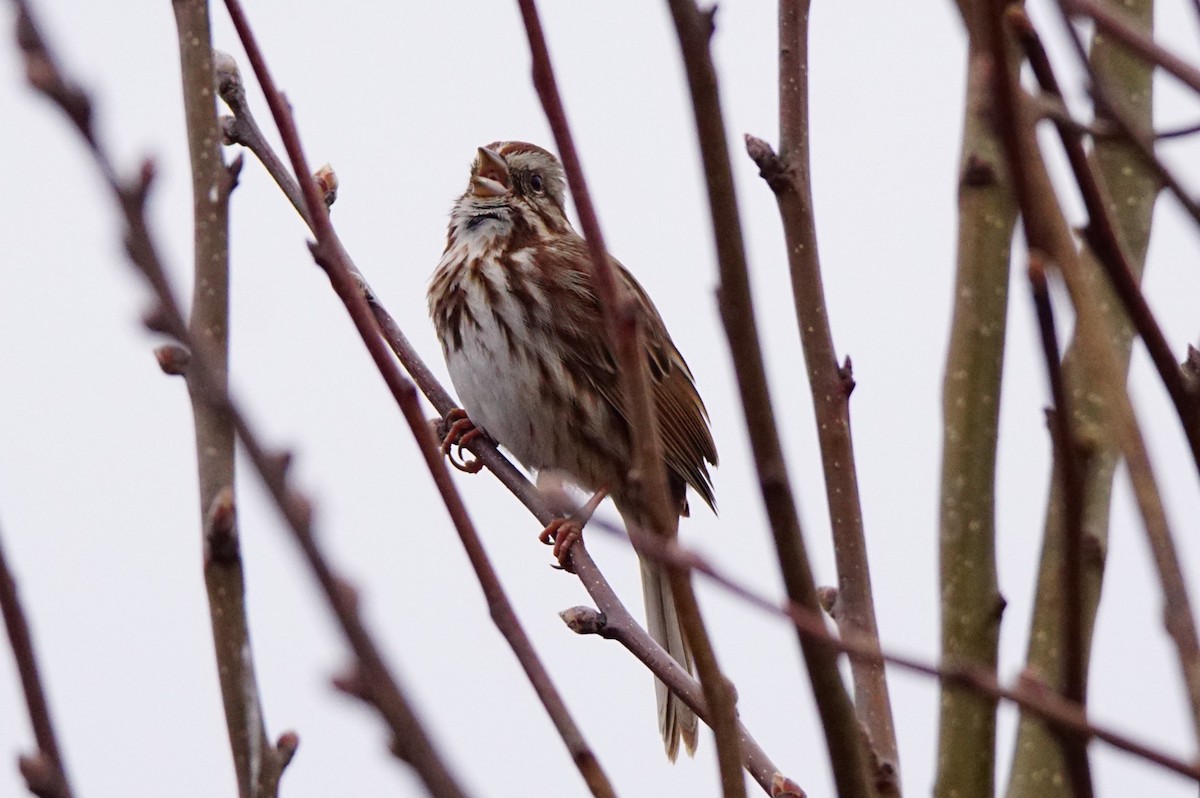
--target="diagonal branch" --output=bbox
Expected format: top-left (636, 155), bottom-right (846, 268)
top-left (513, 2), bottom-right (744, 791)
top-left (569, 505), bottom-right (1200, 783)
top-left (1012, 8), bottom-right (1200, 479)
top-left (216, 5), bottom-right (623, 794)
top-left (0, 524), bottom-right (75, 798)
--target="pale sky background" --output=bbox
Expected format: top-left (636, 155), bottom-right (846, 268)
top-left (2, 1), bottom-right (1199, 796)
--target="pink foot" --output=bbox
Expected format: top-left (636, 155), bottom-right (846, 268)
top-left (537, 487), bottom-right (609, 572)
top-left (439, 408), bottom-right (484, 474)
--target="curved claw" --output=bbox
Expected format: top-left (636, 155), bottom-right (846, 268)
top-left (439, 408), bottom-right (484, 474)
top-left (539, 518), bottom-right (582, 573)
top-left (536, 487), bottom-right (609, 573)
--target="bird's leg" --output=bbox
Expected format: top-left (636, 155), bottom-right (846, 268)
top-left (539, 487), bottom-right (609, 572)
top-left (437, 407), bottom-right (484, 474)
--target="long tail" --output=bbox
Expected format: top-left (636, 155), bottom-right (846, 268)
top-left (638, 551), bottom-right (698, 760)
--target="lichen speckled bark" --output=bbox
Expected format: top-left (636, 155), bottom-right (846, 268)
top-left (934, 5), bottom-right (1018, 797)
top-left (1005, 2), bottom-right (1158, 796)
top-left (172, 1), bottom-right (287, 794)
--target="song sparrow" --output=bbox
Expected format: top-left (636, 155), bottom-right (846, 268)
top-left (428, 141), bottom-right (717, 760)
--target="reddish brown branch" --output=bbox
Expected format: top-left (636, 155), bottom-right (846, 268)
top-left (0, 526), bottom-right (74, 798)
top-left (1050, 0), bottom-right (1200, 228)
top-left (1010, 8), bottom-right (1200, 478)
top-left (12, 3), bottom-right (466, 793)
top-left (513, 1), bottom-right (743, 790)
top-left (216, 5), bottom-right (618, 794)
top-left (1027, 254), bottom-right (1094, 798)
top-left (573, 506), bottom-right (1200, 783)
top-left (1065, 0), bottom-right (1200, 94)
top-left (664, 1), bottom-right (872, 795)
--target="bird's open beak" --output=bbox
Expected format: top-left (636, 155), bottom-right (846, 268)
top-left (471, 146), bottom-right (510, 198)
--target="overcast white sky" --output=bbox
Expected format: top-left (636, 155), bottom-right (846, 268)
top-left (2, 1), bottom-right (1199, 796)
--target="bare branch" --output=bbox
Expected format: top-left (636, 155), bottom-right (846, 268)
top-left (664, 0), bottom-right (872, 795)
top-left (11, 3), bottom-right (467, 793)
top-left (1011, 8), bottom-right (1200, 479)
top-left (988, 0), bottom-right (1200, 775)
top-left (215, 5), bottom-right (619, 793)
top-left (0, 525), bottom-right (75, 798)
top-left (514, 1), bottom-right (743, 788)
top-left (569, 502), bottom-right (1200, 783)
top-left (742, 2), bottom-right (897, 790)
top-left (934, 5), bottom-right (1018, 794)
top-left (1028, 253), bottom-right (1094, 798)
top-left (169, 1), bottom-right (288, 794)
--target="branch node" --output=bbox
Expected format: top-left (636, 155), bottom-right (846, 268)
top-left (961, 153), bottom-right (998, 188)
top-left (154, 343), bottom-right (190, 375)
top-left (771, 772), bottom-right (807, 798)
top-left (221, 153), bottom-right (244, 196)
top-left (816, 585), bottom-right (840, 619)
top-left (141, 304), bottom-right (174, 335)
top-left (314, 163), bottom-right (338, 209)
top-left (1183, 344), bottom-right (1200, 395)
top-left (204, 485), bottom-right (239, 564)
top-left (17, 751), bottom-right (64, 798)
top-left (839, 355), bottom-right (855, 396)
top-left (213, 49), bottom-right (241, 97)
top-left (331, 662), bottom-right (370, 702)
top-left (744, 133), bottom-right (790, 194)
top-left (268, 448), bottom-right (295, 477)
top-left (275, 730), bottom-right (300, 770)
top-left (559, 605), bottom-right (611, 637)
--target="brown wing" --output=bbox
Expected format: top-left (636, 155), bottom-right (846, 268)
top-left (541, 237), bottom-right (717, 512)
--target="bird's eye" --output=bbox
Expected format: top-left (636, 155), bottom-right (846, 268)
top-left (530, 173), bottom-right (545, 193)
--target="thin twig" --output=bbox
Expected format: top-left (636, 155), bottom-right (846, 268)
top-left (213, 9), bottom-right (619, 793)
top-left (513, 1), bottom-right (744, 789)
top-left (0, 524), bottom-right (75, 798)
top-left (1155, 119), bottom-right (1200, 140)
top-left (169, 2), bottom-right (289, 794)
top-left (12, 4), bottom-right (467, 794)
top-left (1052, 0), bottom-right (1200, 229)
top-left (1028, 253), bottom-right (1094, 798)
top-left (663, 1), bottom-right (872, 796)
top-left (746, 2), bottom-right (897, 791)
top-left (566, 505), bottom-right (1200, 783)
top-left (1065, 0), bottom-right (1200, 94)
top-left (1010, 8), bottom-right (1200, 479)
